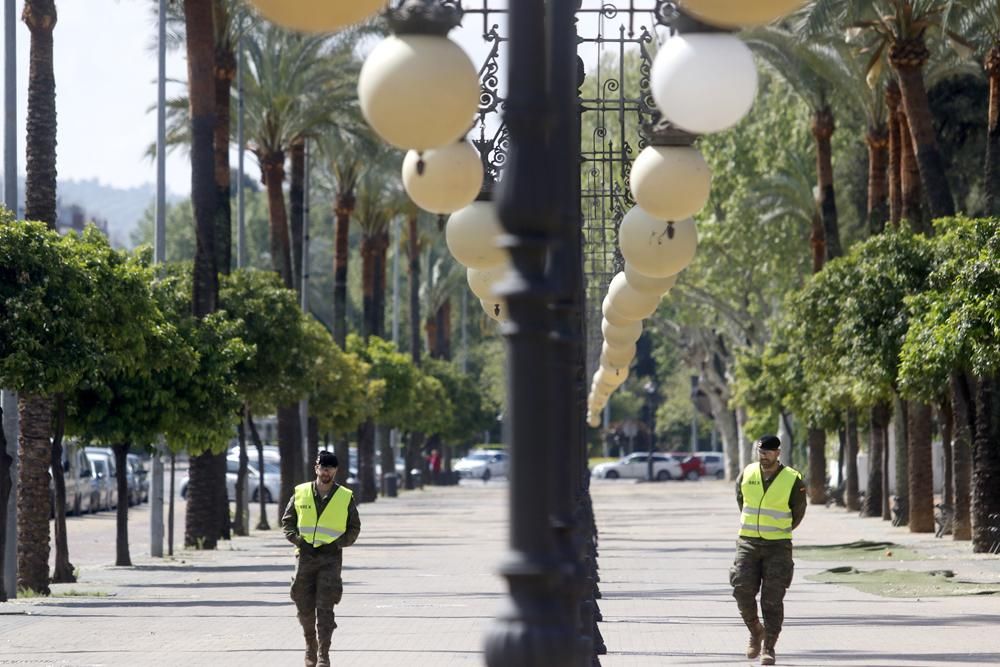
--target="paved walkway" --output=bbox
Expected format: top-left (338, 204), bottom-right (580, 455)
top-left (0, 478), bottom-right (998, 666)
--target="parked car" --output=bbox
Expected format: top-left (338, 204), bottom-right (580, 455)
top-left (126, 453), bottom-right (149, 505)
top-left (667, 452), bottom-right (704, 481)
top-left (693, 452), bottom-right (725, 479)
top-left (84, 447), bottom-right (118, 510)
top-left (49, 442), bottom-right (95, 516)
top-left (454, 449), bottom-right (508, 480)
top-left (591, 453), bottom-right (682, 481)
top-left (180, 455), bottom-right (280, 504)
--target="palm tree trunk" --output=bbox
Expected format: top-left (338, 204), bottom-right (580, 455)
top-left (277, 404), bottom-right (302, 511)
top-left (0, 401), bottom-right (12, 601)
top-left (361, 233), bottom-right (378, 340)
top-left (407, 214), bottom-right (422, 363)
top-left (334, 439), bottom-right (350, 486)
top-left (984, 46), bottom-right (1000, 217)
top-left (863, 403), bottom-right (888, 517)
top-left (184, 0), bottom-right (219, 318)
top-left (845, 407), bottom-right (860, 512)
top-left (49, 395), bottom-right (74, 583)
top-left (939, 396), bottom-right (954, 509)
top-left (112, 443), bottom-right (132, 566)
top-left (866, 125), bottom-right (889, 236)
top-left (907, 402), bottom-right (934, 533)
top-left (17, 394), bottom-right (52, 595)
top-left (289, 139), bottom-right (305, 297)
top-left (374, 230), bottom-right (389, 340)
top-left (438, 299), bottom-right (452, 360)
top-left (213, 36), bottom-right (234, 275)
top-left (357, 420), bottom-right (377, 503)
top-left (890, 40), bottom-right (956, 219)
top-left (972, 374), bottom-right (1000, 553)
top-left (425, 316), bottom-right (439, 359)
top-left (22, 0), bottom-right (57, 230)
top-left (886, 81), bottom-right (903, 227)
top-left (185, 450), bottom-right (220, 549)
top-left (234, 412), bottom-right (248, 537)
top-left (215, 450), bottom-right (230, 542)
top-left (246, 409), bottom-right (270, 530)
top-left (893, 396), bottom-right (910, 525)
top-left (950, 373), bottom-right (974, 540)
top-left (262, 151), bottom-right (293, 289)
top-left (333, 193), bottom-right (354, 348)
top-left (806, 427), bottom-right (826, 505)
top-left (899, 109), bottom-right (926, 232)
top-left (812, 107), bottom-right (842, 260)
top-left (809, 214), bottom-right (825, 273)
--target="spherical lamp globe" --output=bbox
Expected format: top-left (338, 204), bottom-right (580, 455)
top-left (624, 262), bottom-right (678, 295)
top-left (679, 0), bottom-right (805, 28)
top-left (467, 264), bottom-right (508, 301)
top-left (359, 34), bottom-right (480, 150)
top-left (630, 145), bottom-right (711, 220)
top-left (446, 201), bottom-right (506, 269)
top-left (607, 272), bottom-right (661, 320)
top-left (602, 318), bottom-right (642, 348)
top-left (248, 0), bottom-right (383, 33)
top-left (601, 341), bottom-right (636, 370)
top-left (600, 365), bottom-right (630, 388)
top-left (402, 141), bottom-right (483, 214)
top-left (602, 294), bottom-right (636, 327)
top-left (619, 208), bottom-right (698, 278)
top-left (650, 33), bottom-right (758, 135)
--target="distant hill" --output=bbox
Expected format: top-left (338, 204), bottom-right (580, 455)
top-left (0, 173), bottom-right (184, 248)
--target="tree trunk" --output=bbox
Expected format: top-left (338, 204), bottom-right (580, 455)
top-left (812, 106), bottom-right (842, 260)
top-left (374, 230), bottom-right (389, 342)
top-left (22, 0), bottom-right (57, 230)
top-left (357, 420), bottom-right (377, 503)
top-left (185, 451), bottom-right (220, 549)
top-left (246, 410), bottom-right (270, 530)
top-left (49, 396), bottom-right (74, 583)
top-left (289, 139), bottom-right (305, 297)
top-left (984, 46), bottom-right (1000, 217)
top-left (809, 213), bottom-right (825, 275)
top-left (907, 401), bottom-right (934, 533)
top-left (215, 451), bottom-right (230, 542)
top-left (893, 395), bottom-right (910, 526)
top-left (719, 408), bottom-right (740, 481)
top-left (806, 427), bottom-right (826, 505)
top-left (361, 233), bottom-right (378, 340)
top-left (890, 40), bottom-right (956, 219)
top-left (845, 408), bottom-right (860, 512)
top-left (950, 373), bottom-right (974, 541)
top-left (899, 108), bottom-right (926, 232)
top-left (867, 125), bottom-right (890, 236)
top-left (939, 396), bottom-right (954, 509)
top-left (262, 151), bottom-right (293, 289)
top-left (437, 299), bottom-right (452, 360)
top-left (378, 424), bottom-right (394, 496)
top-left (17, 394), bottom-right (52, 595)
top-left (233, 407), bottom-right (248, 537)
top-left (213, 36), bottom-right (234, 275)
top-left (334, 438), bottom-right (350, 486)
top-left (862, 403), bottom-right (888, 517)
top-left (333, 193), bottom-right (354, 348)
top-left (277, 404), bottom-right (302, 511)
top-left (886, 81), bottom-right (903, 227)
top-left (308, 418), bottom-right (319, 472)
top-left (0, 399), bottom-right (12, 601)
top-left (184, 0), bottom-right (219, 318)
top-left (408, 214), bottom-right (422, 363)
top-left (882, 414), bottom-right (892, 521)
top-left (112, 443), bottom-right (132, 566)
top-left (972, 375), bottom-right (1000, 553)
top-left (425, 316), bottom-right (439, 359)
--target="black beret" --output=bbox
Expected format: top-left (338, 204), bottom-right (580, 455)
top-left (754, 435), bottom-right (781, 451)
top-left (316, 451), bottom-right (339, 467)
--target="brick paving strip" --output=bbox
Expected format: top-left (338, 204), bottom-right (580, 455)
top-left (0, 478), bottom-right (997, 666)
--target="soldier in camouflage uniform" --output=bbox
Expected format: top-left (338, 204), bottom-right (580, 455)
top-left (282, 451), bottom-right (362, 667)
top-left (730, 435), bottom-right (806, 666)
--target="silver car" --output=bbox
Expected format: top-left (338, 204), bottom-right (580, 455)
top-left (454, 450), bottom-right (508, 480)
top-left (591, 453), bottom-right (683, 481)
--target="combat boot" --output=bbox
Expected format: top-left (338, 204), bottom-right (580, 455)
top-left (298, 612), bottom-right (318, 667)
top-left (760, 639), bottom-right (777, 665)
top-left (745, 619), bottom-right (765, 659)
top-left (317, 608), bottom-right (337, 667)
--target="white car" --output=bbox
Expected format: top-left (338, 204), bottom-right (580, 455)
top-left (455, 450), bottom-right (508, 480)
top-left (693, 452), bottom-right (726, 479)
top-left (591, 453), bottom-right (683, 481)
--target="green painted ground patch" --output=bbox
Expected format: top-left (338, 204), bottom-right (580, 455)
top-left (796, 540), bottom-right (922, 561)
top-left (807, 566), bottom-right (1000, 597)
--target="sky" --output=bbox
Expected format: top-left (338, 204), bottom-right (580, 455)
top-left (1, 1), bottom-right (662, 199)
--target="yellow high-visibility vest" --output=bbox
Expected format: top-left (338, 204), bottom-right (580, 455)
top-left (294, 482), bottom-right (352, 546)
top-left (739, 463), bottom-right (800, 540)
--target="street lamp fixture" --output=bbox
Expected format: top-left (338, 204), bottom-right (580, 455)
top-left (629, 127), bottom-right (712, 221)
top-left (246, 0), bottom-right (384, 33)
top-left (357, 0), bottom-right (480, 150)
top-left (446, 199), bottom-right (507, 269)
top-left (402, 140), bottom-right (484, 214)
top-left (601, 294), bottom-right (635, 328)
top-left (607, 271), bottom-right (661, 320)
top-left (618, 206), bottom-right (698, 278)
top-left (624, 261), bottom-right (678, 295)
top-left (601, 317), bottom-right (642, 348)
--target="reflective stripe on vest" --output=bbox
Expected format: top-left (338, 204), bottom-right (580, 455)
top-left (739, 463), bottom-right (800, 541)
top-left (294, 482), bottom-right (352, 546)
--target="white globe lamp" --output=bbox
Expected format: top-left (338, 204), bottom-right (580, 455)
top-left (602, 295), bottom-right (636, 327)
top-left (624, 262), bottom-right (678, 295)
top-left (467, 264), bottom-right (508, 302)
top-left (601, 341), bottom-right (636, 370)
top-left (679, 0), bottom-right (806, 28)
top-left (607, 272), bottom-right (661, 320)
top-left (446, 201), bottom-right (506, 269)
top-left (650, 33), bottom-right (758, 135)
top-left (402, 141), bottom-right (483, 214)
top-left (602, 318), bottom-right (642, 348)
top-left (630, 145), bottom-right (711, 220)
top-left (619, 208), bottom-right (698, 278)
top-left (248, 0), bottom-right (384, 33)
top-left (481, 298), bottom-right (508, 322)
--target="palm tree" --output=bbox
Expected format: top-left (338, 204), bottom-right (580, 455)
top-left (423, 256), bottom-right (464, 360)
top-left (18, 0), bottom-right (59, 595)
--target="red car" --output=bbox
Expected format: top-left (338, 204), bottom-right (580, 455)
top-left (668, 452), bottom-right (704, 481)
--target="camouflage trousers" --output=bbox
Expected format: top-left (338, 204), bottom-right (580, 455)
top-left (290, 547), bottom-right (344, 613)
top-left (729, 538), bottom-right (794, 639)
